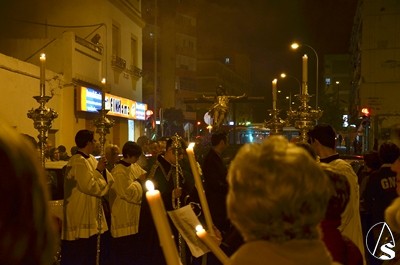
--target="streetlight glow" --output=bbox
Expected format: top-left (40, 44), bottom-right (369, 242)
top-left (291, 43), bottom-right (299, 49)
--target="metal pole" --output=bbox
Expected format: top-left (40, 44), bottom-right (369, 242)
top-left (303, 44), bottom-right (319, 109)
top-left (154, 0), bottom-right (158, 137)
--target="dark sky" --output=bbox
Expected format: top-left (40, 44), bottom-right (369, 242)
top-left (197, 0), bottom-right (358, 93)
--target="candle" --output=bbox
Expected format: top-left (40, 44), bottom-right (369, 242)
top-left (101, 78), bottom-right (106, 110)
top-left (40, 53), bottom-right (46, 96)
top-left (186, 143), bottom-right (214, 235)
top-left (302, 54), bottom-right (308, 95)
top-left (272, 79), bottom-right (277, 110)
top-left (195, 225), bottom-right (230, 265)
top-left (145, 180), bottom-right (181, 265)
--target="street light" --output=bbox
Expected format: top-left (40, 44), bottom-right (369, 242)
top-left (280, 72), bottom-right (301, 95)
top-left (290, 42), bottom-right (319, 109)
top-left (280, 72), bottom-right (301, 109)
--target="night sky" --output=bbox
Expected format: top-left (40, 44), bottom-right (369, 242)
top-left (197, 0), bottom-right (358, 95)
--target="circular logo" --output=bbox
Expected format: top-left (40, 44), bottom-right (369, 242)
top-left (366, 222), bottom-right (396, 260)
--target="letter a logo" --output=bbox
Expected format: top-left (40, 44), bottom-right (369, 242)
top-left (366, 222), bottom-right (396, 260)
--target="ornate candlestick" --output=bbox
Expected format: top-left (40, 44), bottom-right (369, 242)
top-left (287, 94), bottom-right (322, 142)
top-left (265, 79), bottom-right (285, 135)
top-left (94, 79), bottom-right (114, 154)
top-left (265, 109), bottom-right (286, 135)
top-left (286, 54), bottom-right (322, 142)
top-left (27, 53), bottom-right (58, 168)
top-left (93, 79), bottom-right (114, 265)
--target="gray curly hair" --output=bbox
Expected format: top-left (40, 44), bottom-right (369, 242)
top-left (227, 135), bottom-right (332, 242)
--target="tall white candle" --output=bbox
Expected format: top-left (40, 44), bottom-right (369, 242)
top-left (195, 225), bottom-right (230, 265)
top-left (40, 53), bottom-right (46, 96)
top-left (186, 143), bottom-right (214, 235)
top-left (145, 180), bottom-right (181, 265)
top-left (272, 79), bottom-right (277, 110)
top-left (302, 54), bottom-right (308, 95)
top-left (101, 78), bottom-right (106, 110)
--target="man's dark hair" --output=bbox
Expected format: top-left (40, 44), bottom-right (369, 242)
top-left (211, 131), bottom-right (227, 146)
top-left (75, 130), bottom-right (94, 148)
top-left (307, 124), bottom-right (336, 149)
top-left (122, 141), bottom-right (142, 158)
top-left (378, 141), bottom-right (400, 164)
top-left (57, 145), bottom-right (67, 153)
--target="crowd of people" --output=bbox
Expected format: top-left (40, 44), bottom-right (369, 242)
top-left (4, 122), bottom-right (400, 265)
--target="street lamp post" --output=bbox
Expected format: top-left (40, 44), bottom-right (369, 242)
top-left (280, 72), bottom-right (301, 95)
top-left (290, 42), bottom-right (319, 110)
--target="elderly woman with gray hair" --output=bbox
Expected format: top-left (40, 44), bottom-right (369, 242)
top-left (227, 136), bottom-right (340, 265)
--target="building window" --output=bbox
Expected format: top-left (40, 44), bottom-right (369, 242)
top-left (112, 23), bottom-right (121, 57)
top-left (131, 36), bottom-right (138, 67)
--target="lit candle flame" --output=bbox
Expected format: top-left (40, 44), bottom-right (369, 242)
top-left (145, 180), bottom-right (155, 191)
top-left (40, 53), bottom-right (46, 61)
top-left (195, 224), bottom-right (204, 232)
top-left (188, 142), bottom-right (195, 150)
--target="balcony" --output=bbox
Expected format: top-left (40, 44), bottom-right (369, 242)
top-left (126, 65), bottom-right (143, 79)
top-left (111, 55), bottom-right (126, 71)
top-left (75, 36), bottom-right (103, 55)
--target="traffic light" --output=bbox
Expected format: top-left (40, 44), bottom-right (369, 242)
top-left (361, 108), bottom-right (370, 117)
top-left (361, 107), bottom-right (370, 127)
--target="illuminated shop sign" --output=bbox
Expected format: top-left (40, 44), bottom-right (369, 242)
top-left (135, 102), bottom-right (146, 120)
top-left (77, 86), bottom-right (147, 120)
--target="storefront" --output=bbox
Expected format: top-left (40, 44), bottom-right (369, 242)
top-left (76, 86), bottom-right (147, 146)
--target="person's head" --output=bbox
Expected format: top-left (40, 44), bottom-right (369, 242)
top-left (137, 135), bottom-right (150, 148)
top-left (307, 124), bottom-right (337, 150)
top-left (216, 84), bottom-right (226, 96)
top-left (164, 136), bottom-right (185, 164)
top-left (75, 129), bottom-right (96, 154)
top-left (378, 141), bottom-right (400, 164)
top-left (319, 163), bottom-right (350, 221)
top-left (0, 124), bottom-right (56, 265)
top-left (121, 141), bottom-right (142, 163)
top-left (57, 145), bottom-right (67, 154)
top-left (211, 131), bottom-right (228, 153)
top-left (105, 144), bottom-right (120, 165)
top-left (227, 136), bottom-right (332, 243)
top-left (363, 151), bottom-right (381, 171)
top-left (49, 147), bottom-right (60, 161)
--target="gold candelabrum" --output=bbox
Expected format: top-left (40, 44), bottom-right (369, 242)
top-left (93, 88), bottom-right (114, 265)
top-left (286, 93), bottom-right (323, 142)
top-left (94, 107), bottom-right (114, 154)
top-left (27, 54), bottom-right (58, 168)
top-left (264, 109), bottom-right (286, 135)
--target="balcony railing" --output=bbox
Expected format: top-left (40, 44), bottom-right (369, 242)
top-left (111, 55), bottom-right (126, 71)
top-left (126, 65), bottom-right (143, 79)
top-left (75, 36), bottom-right (103, 55)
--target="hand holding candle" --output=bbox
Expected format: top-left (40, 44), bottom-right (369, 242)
top-left (302, 54), bottom-right (308, 95)
top-left (272, 79), bottom-right (277, 110)
top-left (145, 180), bottom-right (181, 265)
top-left (195, 225), bottom-right (230, 265)
top-left (186, 143), bottom-right (214, 235)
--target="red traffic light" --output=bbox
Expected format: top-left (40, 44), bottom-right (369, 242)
top-left (361, 108), bottom-right (370, 116)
